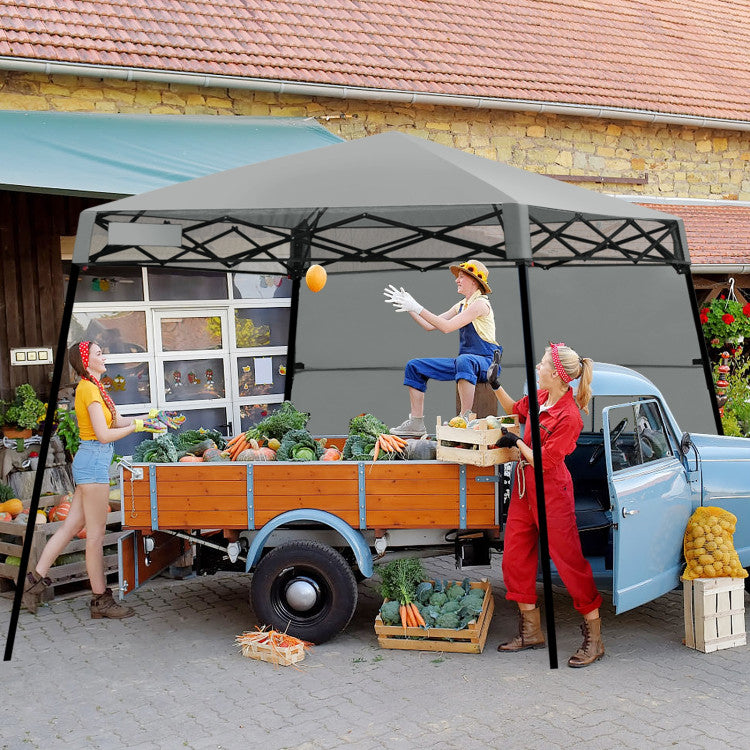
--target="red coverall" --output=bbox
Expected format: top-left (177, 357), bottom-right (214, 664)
top-left (502, 388), bottom-right (602, 615)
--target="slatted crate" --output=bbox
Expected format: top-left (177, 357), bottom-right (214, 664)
top-left (683, 577), bottom-right (746, 653)
top-left (374, 579), bottom-right (494, 653)
top-left (435, 415), bottom-right (521, 467)
top-left (0, 494), bottom-right (123, 607)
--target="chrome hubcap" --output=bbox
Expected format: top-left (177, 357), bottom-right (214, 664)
top-left (284, 578), bottom-right (320, 611)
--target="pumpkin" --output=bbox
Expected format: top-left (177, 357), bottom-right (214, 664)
top-left (305, 264), bottom-right (327, 293)
top-left (202, 447), bottom-right (226, 462)
top-left (49, 502), bottom-right (71, 522)
top-left (179, 454), bottom-right (203, 462)
top-left (0, 498), bottom-right (24, 518)
top-left (0, 512), bottom-right (12, 522)
top-left (267, 438), bottom-right (281, 451)
top-left (236, 447), bottom-right (276, 462)
top-left (321, 447), bottom-right (342, 461)
top-left (35, 511), bottom-right (47, 525)
top-left (404, 438), bottom-right (438, 461)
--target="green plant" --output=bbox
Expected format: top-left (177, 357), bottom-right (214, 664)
top-left (716, 358), bottom-right (750, 437)
top-left (54, 408), bottom-right (81, 456)
top-left (1, 384), bottom-right (46, 430)
top-left (700, 298), bottom-right (750, 348)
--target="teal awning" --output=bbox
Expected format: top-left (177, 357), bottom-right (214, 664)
top-left (0, 111), bottom-right (343, 197)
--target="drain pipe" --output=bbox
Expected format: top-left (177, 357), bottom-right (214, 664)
top-left (3, 57), bottom-right (750, 132)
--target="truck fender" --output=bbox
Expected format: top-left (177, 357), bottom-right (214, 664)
top-left (244, 509), bottom-right (374, 578)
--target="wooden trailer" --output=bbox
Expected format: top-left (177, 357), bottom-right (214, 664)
top-left (118, 456), bottom-right (503, 643)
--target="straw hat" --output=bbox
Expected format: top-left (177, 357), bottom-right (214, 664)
top-left (449, 259), bottom-right (492, 294)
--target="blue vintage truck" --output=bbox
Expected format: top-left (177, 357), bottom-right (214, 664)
top-left (118, 362), bottom-right (749, 642)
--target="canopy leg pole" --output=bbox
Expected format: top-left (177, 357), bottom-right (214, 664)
top-left (683, 273), bottom-right (723, 435)
top-left (4, 264), bottom-right (80, 662)
top-left (516, 262), bottom-right (558, 670)
top-left (284, 276), bottom-right (301, 402)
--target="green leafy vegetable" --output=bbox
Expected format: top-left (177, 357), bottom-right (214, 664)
top-left (446, 584), bottom-right (466, 601)
top-left (380, 600), bottom-right (402, 625)
top-left (247, 401), bottom-right (310, 442)
top-left (342, 434), bottom-right (376, 461)
top-left (435, 612), bottom-right (460, 629)
top-left (347, 413), bottom-right (390, 439)
top-left (175, 428), bottom-right (225, 451)
top-left (429, 591), bottom-right (448, 608)
top-left (0, 482), bottom-right (15, 503)
top-left (132, 433), bottom-right (178, 463)
top-left (276, 429), bottom-right (322, 461)
top-left (377, 558), bottom-right (425, 605)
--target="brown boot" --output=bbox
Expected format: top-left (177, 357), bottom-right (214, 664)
top-left (90, 589), bottom-right (135, 619)
top-left (568, 616), bottom-right (605, 667)
top-left (498, 607), bottom-right (546, 652)
top-left (22, 571), bottom-right (52, 614)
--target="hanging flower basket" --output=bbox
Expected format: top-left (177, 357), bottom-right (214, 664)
top-left (700, 297), bottom-right (750, 348)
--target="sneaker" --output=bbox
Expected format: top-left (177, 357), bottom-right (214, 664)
top-left (390, 416), bottom-right (426, 437)
top-left (90, 589), bottom-right (135, 619)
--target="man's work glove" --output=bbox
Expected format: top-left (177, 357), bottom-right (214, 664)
top-left (383, 284), bottom-right (424, 315)
top-left (496, 427), bottom-right (521, 449)
top-left (134, 418), bottom-right (167, 434)
top-left (487, 349), bottom-right (502, 390)
top-left (148, 409), bottom-right (185, 430)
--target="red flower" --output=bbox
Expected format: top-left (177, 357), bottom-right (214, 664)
top-left (722, 313), bottom-right (735, 325)
top-left (700, 312), bottom-right (709, 325)
top-left (719, 295), bottom-right (726, 300)
top-left (700, 307), bottom-right (710, 316)
top-left (29, 451), bottom-right (39, 458)
top-left (743, 303), bottom-right (750, 317)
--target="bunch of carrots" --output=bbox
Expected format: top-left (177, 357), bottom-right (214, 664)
top-left (400, 600), bottom-right (426, 630)
top-left (227, 432), bottom-right (252, 460)
top-left (372, 432), bottom-right (408, 462)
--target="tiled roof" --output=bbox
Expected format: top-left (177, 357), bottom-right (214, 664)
top-left (639, 204), bottom-right (750, 265)
top-left (2, 1), bottom-right (750, 121)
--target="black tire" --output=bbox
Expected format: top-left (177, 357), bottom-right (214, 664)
top-left (249, 540), bottom-right (358, 644)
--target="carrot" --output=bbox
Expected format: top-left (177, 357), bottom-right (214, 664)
top-left (404, 604), bottom-right (415, 628)
top-left (227, 434), bottom-right (245, 447)
top-left (399, 604), bottom-right (408, 630)
top-left (380, 434), bottom-right (400, 453)
top-left (411, 603), bottom-right (426, 628)
top-left (230, 436), bottom-right (248, 460)
top-left (390, 435), bottom-right (408, 447)
top-left (372, 440), bottom-right (380, 463)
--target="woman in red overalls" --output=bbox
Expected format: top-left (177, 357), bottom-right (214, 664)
top-left (488, 342), bottom-right (604, 667)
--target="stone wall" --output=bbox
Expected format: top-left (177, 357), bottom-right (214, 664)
top-left (2, 70), bottom-right (750, 199)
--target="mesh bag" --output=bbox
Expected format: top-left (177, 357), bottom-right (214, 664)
top-left (682, 506), bottom-right (748, 580)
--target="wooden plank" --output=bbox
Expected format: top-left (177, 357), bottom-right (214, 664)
top-left (154, 480), bottom-right (248, 497)
top-left (253, 479), bottom-right (359, 497)
top-left (155, 465), bottom-right (247, 482)
top-left (156, 510), bottom-right (249, 527)
top-left (155, 496), bottom-right (250, 512)
top-left (255, 463), bottom-right (359, 481)
top-left (254, 509), bottom-right (359, 527)
top-left (253, 497), bottom-right (360, 512)
top-left (366, 494), bottom-right (467, 510)
top-left (366, 510), bottom-right (460, 527)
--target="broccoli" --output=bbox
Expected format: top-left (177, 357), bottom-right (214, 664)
top-left (429, 591), bottom-right (448, 608)
top-left (435, 612), bottom-right (460, 629)
top-left (459, 597), bottom-right (484, 617)
top-left (464, 588), bottom-right (485, 602)
top-left (380, 600), bottom-right (401, 625)
top-left (441, 600), bottom-right (461, 614)
top-left (446, 584), bottom-right (466, 601)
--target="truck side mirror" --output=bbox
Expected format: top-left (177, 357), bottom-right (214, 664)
top-left (679, 432), bottom-right (692, 456)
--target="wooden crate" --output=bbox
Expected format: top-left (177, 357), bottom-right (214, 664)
top-left (683, 577), bottom-right (747, 653)
top-left (0, 494), bottom-right (123, 607)
top-left (374, 579), bottom-right (494, 653)
top-left (435, 416), bottom-right (521, 467)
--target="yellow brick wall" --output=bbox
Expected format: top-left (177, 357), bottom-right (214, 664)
top-left (3, 70), bottom-right (750, 200)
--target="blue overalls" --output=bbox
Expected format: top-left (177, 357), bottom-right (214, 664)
top-left (403, 312), bottom-right (502, 392)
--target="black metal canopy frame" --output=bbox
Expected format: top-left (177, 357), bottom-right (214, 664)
top-left (4, 132), bottom-right (718, 668)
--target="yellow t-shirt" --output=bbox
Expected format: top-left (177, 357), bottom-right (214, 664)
top-left (75, 379), bottom-right (113, 441)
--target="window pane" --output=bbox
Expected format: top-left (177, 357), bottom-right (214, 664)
top-left (70, 311), bottom-right (148, 353)
top-left (164, 358), bottom-right (225, 401)
top-left (232, 274), bottom-right (292, 299)
top-left (102, 361), bottom-right (151, 405)
top-left (607, 406), bottom-right (638, 471)
top-left (148, 268), bottom-right (228, 301)
top-left (66, 264), bottom-right (144, 302)
top-left (174, 407), bottom-right (230, 435)
top-left (635, 401), bottom-right (673, 462)
top-left (240, 402), bottom-right (281, 432)
top-left (234, 308), bottom-right (290, 348)
top-left (160, 316), bottom-right (222, 351)
top-left (237, 356), bottom-right (286, 397)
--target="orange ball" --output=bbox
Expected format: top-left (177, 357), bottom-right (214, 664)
top-left (305, 264), bottom-right (327, 293)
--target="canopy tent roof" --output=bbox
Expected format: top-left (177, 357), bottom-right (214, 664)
top-left (0, 110), bottom-right (343, 197)
top-left (73, 131), bottom-right (690, 276)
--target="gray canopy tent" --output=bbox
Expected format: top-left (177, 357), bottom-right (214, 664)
top-left (5, 132), bottom-right (718, 666)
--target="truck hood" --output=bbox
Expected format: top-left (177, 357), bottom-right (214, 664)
top-left (689, 432), bottom-right (750, 462)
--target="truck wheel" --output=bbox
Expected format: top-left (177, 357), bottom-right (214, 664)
top-left (250, 541), bottom-right (358, 644)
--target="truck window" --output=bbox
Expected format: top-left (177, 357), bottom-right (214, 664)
top-left (634, 400), bottom-right (673, 462)
top-left (606, 400), bottom-right (673, 471)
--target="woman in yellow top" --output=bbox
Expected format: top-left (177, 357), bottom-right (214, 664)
top-left (23, 341), bottom-right (174, 617)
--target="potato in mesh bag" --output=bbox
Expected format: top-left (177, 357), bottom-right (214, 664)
top-left (682, 506), bottom-right (747, 580)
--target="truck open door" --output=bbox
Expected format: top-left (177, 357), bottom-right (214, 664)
top-left (603, 400), bottom-right (694, 613)
top-left (118, 530), bottom-right (189, 598)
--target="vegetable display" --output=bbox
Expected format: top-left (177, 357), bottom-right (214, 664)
top-left (246, 401), bottom-right (310, 442)
top-left (377, 558), bottom-right (426, 629)
top-left (276, 429), bottom-right (323, 461)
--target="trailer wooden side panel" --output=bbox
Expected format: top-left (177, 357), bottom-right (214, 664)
top-left (122, 461), bottom-right (498, 531)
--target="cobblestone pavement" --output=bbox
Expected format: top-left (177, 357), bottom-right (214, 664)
top-left (2, 555), bottom-right (748, 750)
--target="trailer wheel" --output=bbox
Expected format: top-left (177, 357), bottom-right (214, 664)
top-left (250, 541), bottom-right (358, 644)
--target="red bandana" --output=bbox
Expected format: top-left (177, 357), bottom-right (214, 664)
top-left (550, 342), bottom-right (574, 384)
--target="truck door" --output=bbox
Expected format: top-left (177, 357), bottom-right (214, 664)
top-left (118, 530), bottom-right (189, 598)
top-left (603, 399), bottom-right (693, 613)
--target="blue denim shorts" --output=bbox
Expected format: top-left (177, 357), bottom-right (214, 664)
top-left (72, 440), bottom-right (114, 484)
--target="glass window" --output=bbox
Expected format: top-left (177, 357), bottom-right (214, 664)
top-left (160, 316), bottom-right (222, 351)
top-left (163, 358), bottom-right (225, 401)
top-left (101, 361), bottom-right (151, 405)
top-left (70, 311), bottom-right (148, 353)
top-left (240, 402), bottom-right (282, 432)
top-left (234, 308), bottom-right (290, 348)
top-left (237, 356), bottom-right (287, 398)
top-left (634, 401), bottom-right (673, 462)
top-left (605, 405), bottom-right (639, 472)
top-left (174, 407), bottom-right (230, 436)
top-left (232, 273), bottom-right (292, 299)
top-left (148, 268), bottom-right (228, 301)
top-left (65, 264), bottom-right (145, 302)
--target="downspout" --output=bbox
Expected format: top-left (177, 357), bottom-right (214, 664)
top-left (3, 57), bottom-right (750, 132)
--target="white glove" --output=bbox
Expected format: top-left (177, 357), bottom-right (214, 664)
top-left (383, 284), bottom-right (424, 315)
